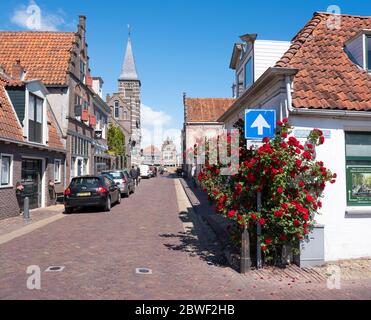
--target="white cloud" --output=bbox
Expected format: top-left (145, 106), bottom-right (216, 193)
top-left (10, 0), bottom-right (66, 31)
top-left (141, 104), bottom-right (181, 153)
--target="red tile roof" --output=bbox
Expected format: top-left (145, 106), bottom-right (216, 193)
top-left (276, 12), bottom-right (371, 111)
top-left (0, 32), bottom-right (75, 85)
top-left (185, 98), bottom-right (235, 122)
top-left (0, 75), bottom-right (24, 142)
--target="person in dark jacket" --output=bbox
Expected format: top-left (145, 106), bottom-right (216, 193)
top-left (136, 167), bottom-right (141, 185)
top-left (130, 166), bottom-right (138, 186)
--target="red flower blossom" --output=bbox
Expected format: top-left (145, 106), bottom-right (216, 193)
top-left (293, 219), bottom-right (300, 227)
top-left (282, 118), bottom-right (289, 123)
top-left (228, 210), bottom-right (236, 218)
top-left (305, 194), bottom-right (315, 203)
top-left (259, 218), bottom-right (266, 226)
top-left (251, 213), bottom-right (257, 221)
top-left (295, 159), bottom-right (302, 168)
top-left (274, 210), bottom-right (284, 217)
top-left (319, 136), bottom-right (325, 144)
top-left (302, 151), bottom-right (312, 160)
top-left (262, 137), bottom-right (270, 143)
top-left (281, 132), bottom-right (288, 138)
top-left (264, 238), bottom-right (272, 245)
top-left (261, 245), bottom-right (267, 252)
top-left (279, 234), bottom-right (287, 241)
top-left (277, 187), bottom-right (284, 194)
top-left (299, 180), bottom-right (305, 187)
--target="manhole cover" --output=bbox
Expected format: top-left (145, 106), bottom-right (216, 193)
top-left (135, 268), bottom-right (152, 274)
top-left (45, 266), bottom-right (65, 272)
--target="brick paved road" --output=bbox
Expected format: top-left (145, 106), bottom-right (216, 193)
top-left (0, 174), bottom-right (370, 299)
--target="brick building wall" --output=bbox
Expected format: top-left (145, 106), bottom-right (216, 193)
top-left (0, 142), bottom-right (65, 220)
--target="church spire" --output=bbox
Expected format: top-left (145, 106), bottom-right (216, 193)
top-left (119, 27), bottom-right (139, 81)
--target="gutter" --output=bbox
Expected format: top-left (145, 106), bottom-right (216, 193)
top-left (289, 108), bottom-right (371, 118)
top-left (0, 137), bottom-right (66, 154)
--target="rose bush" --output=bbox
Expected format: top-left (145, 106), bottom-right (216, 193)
top-left (197, 119), bottom-right (336, 264)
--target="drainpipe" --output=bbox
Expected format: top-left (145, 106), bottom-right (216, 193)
top-left (64, 157), bottom-right (67, 189)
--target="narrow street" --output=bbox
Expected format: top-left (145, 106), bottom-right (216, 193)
top-left (0, 174), bottom-right (370, 300)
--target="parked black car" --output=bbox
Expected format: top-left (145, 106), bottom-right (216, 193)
top-left (64, 175), bottom-right (121, 213)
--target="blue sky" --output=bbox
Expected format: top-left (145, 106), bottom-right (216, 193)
top-left (1, 0), bottom-right (370, 149)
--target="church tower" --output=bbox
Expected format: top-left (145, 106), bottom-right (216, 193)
top-left (118, 32), bottom-right (142, 166)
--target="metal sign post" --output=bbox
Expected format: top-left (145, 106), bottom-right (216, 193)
top-left (256, 192), bottom-right (262, 269)
top-left (244, 109), bottom-right (276, 269)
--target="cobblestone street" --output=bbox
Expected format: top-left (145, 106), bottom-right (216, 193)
top-left (0, 174), bottom-right (370, 300)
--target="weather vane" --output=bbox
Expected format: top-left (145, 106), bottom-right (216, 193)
top-left (127, 24), bottom-right (132, 37)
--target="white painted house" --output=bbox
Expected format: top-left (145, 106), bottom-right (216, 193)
top-left (220, 12), bottom-right (371, 262)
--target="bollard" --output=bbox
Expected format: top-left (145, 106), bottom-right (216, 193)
top-left (240, 228), bottom-right (252, 274)
top-left (23, 197), bottom-right (30, 223)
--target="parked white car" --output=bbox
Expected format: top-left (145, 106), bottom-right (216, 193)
top-left (140, 165), bottom-right (151, 178)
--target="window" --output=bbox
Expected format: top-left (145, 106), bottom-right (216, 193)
top-left (0, 155), bottom-right (12, 187)
top-left (114, 101), bottom-right (119, 118)
top-left (345, 132), bottom-right (371, 206)
top-left (28, 93), bottom-right (43, 143)
top-left (80, 60), bottom-right (86, 82)
top-left (54, 160), bottom-right (61, 183)
top-left (244, 57), bottom-right (253, 89)
top-left (123, 111), bottom-right (128, 120)
top-left (366, 36), bottom-right (371, 72)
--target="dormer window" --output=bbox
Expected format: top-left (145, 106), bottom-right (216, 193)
top-left (28, 93), bottom-right (43, 144)
top-left (366, 35), bottom-right (371, 72)
top-left (244, 57), bottom-right (253, 89)
top-left (345, 31), bottom-right (371, 73)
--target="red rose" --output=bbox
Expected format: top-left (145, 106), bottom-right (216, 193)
top-left (317, 201), bottom-right (322, 208)
top-left (262, 137), bottom-right (270, 143)
top-left (261, 245), bottom-right (267, 252)
top-left (237, 214), bottom-right (243, 221)
top-left (277, 187), bottom-right (284, 194)
top-left (279, 234), bottom-right (287, 241)
top-left (319, 136), bottom-right (325, 144)
top-left (259, 218), bottom-right (266, 226)
top-left (228, 210), bottom-right (236, 218)
top-left (281, 203), bottom-right (289, 210)
top-left (306, 143), bottom-right (313, 149)
top-left (305, 194), bottom-right (315, 203)
top-left (295, 159), bottom-right (302, 168)
top-left (277, 121), bottom-right (283, 126)
top-left (251, 213), bottom-right (257, 221)
top-left (274, 210), bottom-right (284, 217)
top-left (293, 219), bottom-right (300, 227)
top-left (235, 183), bottom-right (243, 195)
top-left (282, 118), bottom-right (289, 123)
top-left (299, 180), bottom-right (305, 187)
top-left (302, 151), bottom-right (311, 160)
top-left (264, 238), bottom-right (272, 245)
top-left (281, 132), bottom-right (288, 138)
top-left (215, 168), bottom-right (220, 175)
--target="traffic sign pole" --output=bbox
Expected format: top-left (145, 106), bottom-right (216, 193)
top-left (256, 192), bottom-right (262, 269)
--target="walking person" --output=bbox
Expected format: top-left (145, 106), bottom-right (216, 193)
top-left (130, 165), bottom-right (138, 187)
top-left (136, 166), bottom-right (141, 185)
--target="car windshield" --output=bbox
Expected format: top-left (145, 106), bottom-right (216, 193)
top-left (70, 177), bottom-right (100, 187)
top-left (104, 172), bottom-right (123, 179)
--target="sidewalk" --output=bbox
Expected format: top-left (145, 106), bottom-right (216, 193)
top-left (179, 177), bottom-right (371, 283)
top-left (0, 205), bottom-right (65, 240)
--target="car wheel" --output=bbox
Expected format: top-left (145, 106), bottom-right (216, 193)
top-left (65, 207), bottom-right (73, 214)
top-left (105, 197), bottom-right (111, 212)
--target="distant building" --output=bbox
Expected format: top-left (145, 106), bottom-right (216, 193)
top-left (142, 145), bottom-right (161, 166)
top-left (161, 138), bottom-right (177, 167)
top-left (181, 94), bottom-right (235, 176)
top-left (106, 33), bottom-right (142, 167)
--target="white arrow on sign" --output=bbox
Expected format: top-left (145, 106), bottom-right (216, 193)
top-left (251, 114), bottom-right (270, 135)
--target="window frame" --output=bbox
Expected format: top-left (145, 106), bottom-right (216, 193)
top-left (345, 131), bottom-right (371, 207)
top-left (114, 101), bottom-right (120, 119)
top-left (28, 92), bottom-right (44, 144)
top-left (244, 56), bottom-right (253, 89)
top-left (366, 35), bottom-right (371, 72)
top-left (54, 159), bottom-right (62, 184)
top-left (0, 154), bottom-right (13, 188)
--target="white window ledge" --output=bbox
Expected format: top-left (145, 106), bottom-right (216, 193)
top-left (0, 185), bottom-right (13, 189)
top-left (346, 207), bottom-right (371, 215)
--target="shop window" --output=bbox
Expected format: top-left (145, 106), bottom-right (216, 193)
top-left (345, 132), bottom-right (371, 206)
top-left (0, 154), bottom-right (12, 187)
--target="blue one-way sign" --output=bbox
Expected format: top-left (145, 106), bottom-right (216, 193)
top-left (245, 109), bottom-right (276, 139)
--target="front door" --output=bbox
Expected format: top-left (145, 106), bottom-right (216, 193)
top-left (21, 159), bottom-right (42, 210)
top-left (77, 159), bottom-right (82, 176)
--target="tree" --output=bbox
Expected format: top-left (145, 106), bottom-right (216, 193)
top-left (107, 124), bottom-right (125, 156)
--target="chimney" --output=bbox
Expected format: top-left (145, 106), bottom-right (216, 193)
top-left (11, 59), bottom-right (25, 80)
top-left (79, 15), bottom-right (86, 31)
